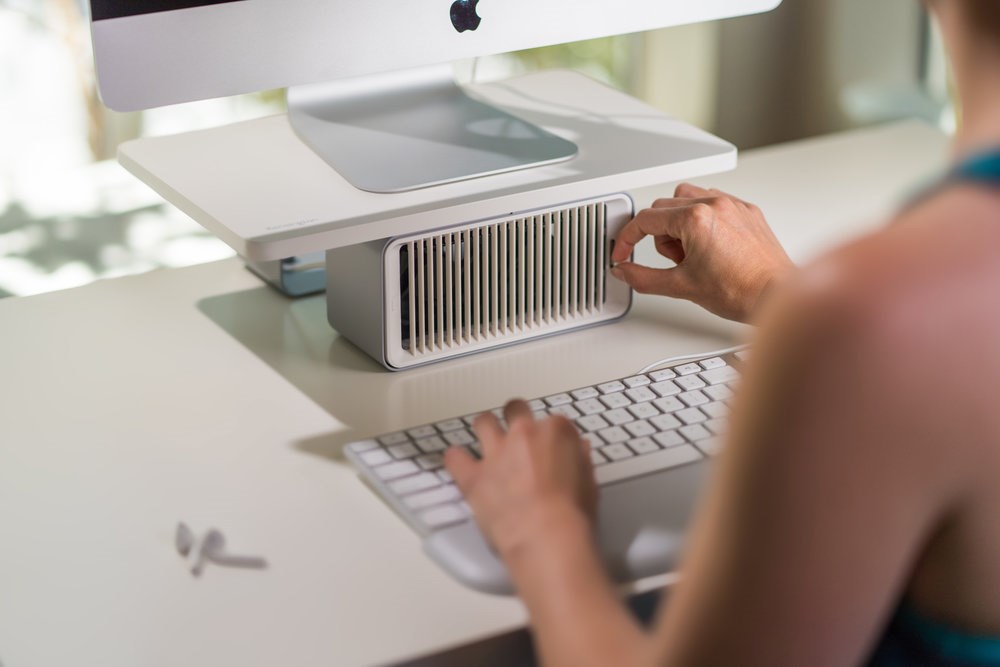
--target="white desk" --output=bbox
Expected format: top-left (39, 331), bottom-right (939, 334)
top-left (0, 121), bottom-right (946, 667)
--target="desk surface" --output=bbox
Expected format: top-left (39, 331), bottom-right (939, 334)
top-left (0, 121), bottom-right (947, 667)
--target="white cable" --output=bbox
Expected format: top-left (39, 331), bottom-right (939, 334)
top-left (637, 344), bottom-right (749, 375)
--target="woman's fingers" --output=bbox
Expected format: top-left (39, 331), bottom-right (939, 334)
top-left (444, 446), bottom-right (480, 495)
top-left (611, 203), bottom-right (711, 263)
top-left (503, 399), bottom-right (533, 426)
top-left (674, 182), bottom-right (713, 198)
top-left (473, 411), bottom-right (507, 459)
top-left (648, 182), bottom-right (714, 210)
top-left (654, 236), bottom-right (685, 264)
top-left (611, 262), bottom-right (690, 298)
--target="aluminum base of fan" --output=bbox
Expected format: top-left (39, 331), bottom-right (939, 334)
top-left (325, 193), bottom-right (634, 370)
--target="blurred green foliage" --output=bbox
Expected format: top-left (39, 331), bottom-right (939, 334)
top-left (512, 35), bottom-right (639, 92)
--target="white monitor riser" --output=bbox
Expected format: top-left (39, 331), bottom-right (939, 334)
top-left (120, 70), bottom-right (735, 260)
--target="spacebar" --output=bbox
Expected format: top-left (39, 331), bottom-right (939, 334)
top-left (595, 445), bottom-right (703, 486)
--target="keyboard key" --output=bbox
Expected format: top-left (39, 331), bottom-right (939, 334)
top-left (435, 419), bottom-right (466, 433)
top-left (653, 396), bottom-right (685, 413)
top-left (676, 363), bottom-right (702, 376)
top-left (415, 436), bottom-right (448, 453)
top-left (443, 429), bottom-right (475, 446)
top-left (598, 426), bottom-right (630, 444)
top-left (575, 398), bottom-right (606, 415)
top-left (545, 393), bottom-right (573, 407)
top-left (648, 368), bottom-right (677, 382)
top-left (533, 411), bottom-right (547, 421)
top-left (736, 349), bottom-right (751, 363)
top-left (680, 424), bottom-right (712, 442)
top-left (462, 414), bottom-right (480, 426)
top-left (650, 413), bottom-right (682, 431)
top-left (595, 444), bottom-right (702, 485)
top-left (420, 503), bottom-right (468, 529)
top-left (348, 439), bottom-right (380, 453)
top-left (600, 393), bottom-right (632, 410)
top-left (577, 414), bottom-right (610, 432)
top-left (378, 433), bottom-right (410, 447)
top-left (388, 443), bottom-right (420, 459)
top-left (623, 375), bottom-right (651, 388)
top-left (624, 419), bottom-right (656, 438)
top-left (549, 405), bottom-right (581, 420)
top-left (572, 386), bottom-right (599, 400)
top-left (676, 408), bottom-right (708, 425)
top-left (628, 437), bottom-right (660, 455)
top-left (581, 433), bottom-right (602, 450)
top-left (601, 443), bottom-right (634, 461)
top-left (389, 471), bottom-right (441, 495)
top-left (703, 385), bottom-right (732, 405)
top-left (404, 484), bottom-right (462, 510)
top-left (627, 402), bottom-right (660, 420)
top-left (702, 401), bottom-right (729, 419)
top-left (590, 449), bottom-right (608, 465)
top-left (360, 449), bottom-right (392, 466)
top-left (416, 453), bottom-right (445, 470)
top-left (700, 365), bottom-right (741, 385)
top-left (699, 357), bottom-right (727, 370)
top-left (437, 469), bottom-right (453, 483)
top-left (407, 425), bottom-right (438, 439)
top-left (676, 375), bottom-right (708, 391)
top-left (374, 460), bottom-right (420, 481)
top-left (527, 399), bottom-right (547, 412)
top-left (603, 408), bottom-right (634, 426)
top-left (625, 386), bottom-right (657, 403)
top-left (653, 430), bottom-right (686, 449)
top-left (678, 390), bottom-right (709, 407)
top-left (650, 380), bottom-right (681, 397)
top-left (597, 380), bottom-right (626, 394)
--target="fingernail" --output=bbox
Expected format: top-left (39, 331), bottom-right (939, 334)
top-left (610, 266), bottom-right (624, 281)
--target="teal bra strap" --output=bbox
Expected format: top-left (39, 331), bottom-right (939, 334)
top-left (896, 602), bottom-right (1000, 665)
top-left (950, 149), bottom-right (1000, 185)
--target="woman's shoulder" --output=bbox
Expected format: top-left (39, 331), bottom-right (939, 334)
top-left (784, 184), bottom-right (1000, 339)
top-left (744, 185), bottom-right (1000, 495)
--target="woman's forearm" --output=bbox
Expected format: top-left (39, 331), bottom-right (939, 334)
top-left (502, 502), bottom-right (651, 667)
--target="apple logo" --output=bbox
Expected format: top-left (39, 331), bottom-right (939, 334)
top-left (450, 0), bottom-right (482, 33)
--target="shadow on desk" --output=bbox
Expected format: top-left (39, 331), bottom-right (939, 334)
top-left (197, 283), bottom-right (745, 461)
top-left (387, 587), bottom-right (664, 667)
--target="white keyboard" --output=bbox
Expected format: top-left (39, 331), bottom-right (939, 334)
top-left (345, 350), bottom-right (744, 539)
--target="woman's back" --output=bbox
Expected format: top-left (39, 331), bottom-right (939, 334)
top-left (877, 183), bottom-right (1000, 635)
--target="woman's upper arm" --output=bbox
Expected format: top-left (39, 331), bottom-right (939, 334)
top-left (650, 262), bottom-right (959, 667)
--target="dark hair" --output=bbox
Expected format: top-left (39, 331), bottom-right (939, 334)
top-left (966, 2), bottom-right (1000, 30)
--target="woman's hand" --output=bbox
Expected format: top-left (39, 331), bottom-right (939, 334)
top-left (447, 403), bottom-right (647, 667)
top-left (444, 400), bottom-right (598, 562)
top-left (611, 183), bottom-right (794, 323)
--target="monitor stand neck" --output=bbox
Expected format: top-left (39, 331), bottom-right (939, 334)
top-left (286, 65), bottom-right (577, 193)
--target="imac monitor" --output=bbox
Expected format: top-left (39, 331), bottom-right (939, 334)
top-left (89, 0), bottom-right (780, 192)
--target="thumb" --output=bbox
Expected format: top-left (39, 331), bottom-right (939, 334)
top-left (611, 261), bottom-right (689, 298)
top-left (444, 446), bottom-right (479, 495)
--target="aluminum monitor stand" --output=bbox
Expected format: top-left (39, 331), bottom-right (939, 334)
top-left (287, 65), bottom-right (578, 193)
